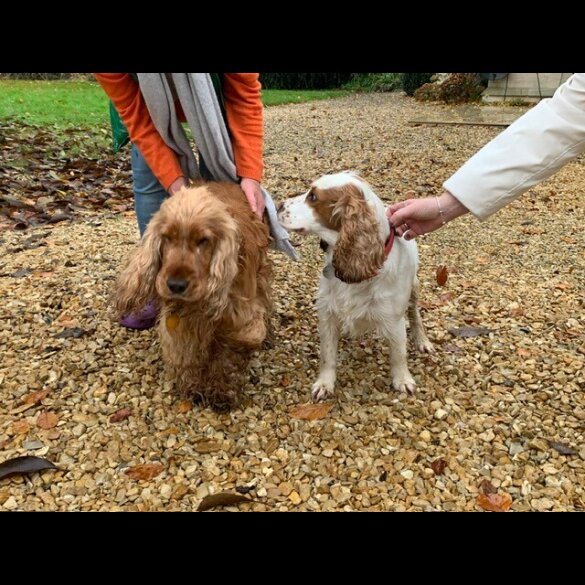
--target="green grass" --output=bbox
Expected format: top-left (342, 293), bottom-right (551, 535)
top-left (0, 80), bottom-right (347, 127)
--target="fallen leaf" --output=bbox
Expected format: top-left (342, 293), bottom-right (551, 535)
top-left (24, 390), bottom-right (49, 405)
top-left (54, 327), bottom-right (87, 339)
top-left (548, 441), bottom-right (578, 456)
top-left (11, 389), bottom-right (50, 413)
top-left (198, 492), bottom-right (254, 512)
top-left (126, 463), bottom-right (164, 481)
top-left (176, 400), bottom-right (192, 414)
top-left (431, 458), bottom-right (447, 475)
top-left (109, 408), bottom-right (131, 423)
top-left (480, 479), bottom-right (498, 495)
top-left (11, 420), bottom-right (30, 435)
top-left (9, 268), bottom-right (32, 278)
top-left (194, 440), bottom-right (222, 454)
top-left (436, 265), bottom-right (448, 286)
top-left (443, 343), bottom-right (461, 353)
top-left (289, 403), bottom-right (332, 421)
top-left (448, 326), bottom-right (494, 338)
top-left (438, 291), bottom-right (455, 305)
top-left (47, 213), bottom-right (71, 224)
top-left (37, 412), bottom-right (59, 429)
top-left (0, 456), bottom-right (58, 481)
top-left (477, 493), bottom-right (512, 512)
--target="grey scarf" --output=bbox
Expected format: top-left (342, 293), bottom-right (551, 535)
top-left (136, 73), bottom-right (297, 260)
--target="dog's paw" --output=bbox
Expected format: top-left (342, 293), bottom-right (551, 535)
top-left (416, 338), bottom-right (435, 354)
top-left (392, 373), bottom-right (416, 394)
top-left (311, 379), bottom-right (335, 402)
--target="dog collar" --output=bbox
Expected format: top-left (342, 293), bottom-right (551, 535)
top-left (384, 224), bottom-right (396, 258)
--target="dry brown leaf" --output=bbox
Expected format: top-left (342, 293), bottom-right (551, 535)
top-left (477, 493), bottom-right (512, 512)
top-left (431, 458), bottom-right (447, 475)
top-left (23, 390), bottom-right (49, 406)
top-left (290, 403), bottom-right (332, 421)
top-left (548, 441), bottom-right (578, 456)
top-left (37, 412), bottom-right (59, 429)
top-left (12, 420), bottom-right (30, 435)
top-left (436, 265), bottom-right (448, 286)
top-left (0, 456), bottom-right (58, 480)
top-left (109, 408), bottom-right (131, 423)
top-left (438, 291), bottom-right (455, 305)
top-left (194, 440), bottom-right (222, 454)
top-left (176, 400), bottom-right (192, 414)
top-left (448, 326), bottom-right (493, 338)
top-left (126, 463), bottom-right (164, 481)
top-left (480, 479), bottom-right (498, 495)
top-left (198, 492), bottom-right (254, 512)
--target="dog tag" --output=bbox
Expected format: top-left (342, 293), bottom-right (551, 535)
top-left (322, 263), bottom-right (335, 279)
top-left (166, 314), bottom-right (180, 330)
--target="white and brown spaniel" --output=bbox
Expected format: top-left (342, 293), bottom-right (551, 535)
top-left (277, 172), bottom-right (433, 401)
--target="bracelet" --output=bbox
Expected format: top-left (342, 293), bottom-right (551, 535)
top-left (435, 196), bottom-right (447, 225)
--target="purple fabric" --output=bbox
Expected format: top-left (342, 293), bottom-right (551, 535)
top-left (119, 301), bottom-right (158, 330)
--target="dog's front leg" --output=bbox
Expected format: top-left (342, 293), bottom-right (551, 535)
top-left (312, 312), bottom-right (340, 401)
top-left (384, 317), bottom-right (416, 394)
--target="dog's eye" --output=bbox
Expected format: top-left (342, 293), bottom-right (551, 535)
top-left (197, 237), bottom-right (209, 247)
top-left (307, 191), bottom-right (317, 202)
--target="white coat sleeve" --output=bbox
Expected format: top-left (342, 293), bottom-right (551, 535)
top-left (443, 73), bottom-right (585, 220)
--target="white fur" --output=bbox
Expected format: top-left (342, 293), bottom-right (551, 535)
top-left (278, 172), bottom-right (434, 401)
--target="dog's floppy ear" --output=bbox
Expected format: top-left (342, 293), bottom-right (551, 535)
top-left (207, 215), bottom-right (240, 317)
top-left (332, 186), bottom-right (385, 284)
top-left (113, 215), bottom-right (163, 316)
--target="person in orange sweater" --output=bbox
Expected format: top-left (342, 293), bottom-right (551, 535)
top-left (94, 73), bottom-right (265, 329)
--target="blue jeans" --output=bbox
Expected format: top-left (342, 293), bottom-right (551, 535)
top-left (131, 144), bottom-right (212, 237)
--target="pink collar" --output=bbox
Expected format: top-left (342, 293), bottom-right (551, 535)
top-left (384, 224), bottom-right (396, 258)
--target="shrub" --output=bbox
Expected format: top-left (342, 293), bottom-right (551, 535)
top-left (402, 73), bottom-right (434, 96)
top-left (260, 73), bottom-right (354, 89)
top-left (414, 73), bottom-right (484, 104)
top-left (344, 73), bottom-right (402, 92)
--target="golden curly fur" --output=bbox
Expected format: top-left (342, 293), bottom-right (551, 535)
top-left (113, 182), bottom-right (272, 410)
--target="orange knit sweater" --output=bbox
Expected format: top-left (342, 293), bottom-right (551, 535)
top-left (94, 73), bottom-right (263, 190)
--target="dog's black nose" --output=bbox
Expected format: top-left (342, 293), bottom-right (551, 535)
top-left (167, 278), bottom-right (189, 295)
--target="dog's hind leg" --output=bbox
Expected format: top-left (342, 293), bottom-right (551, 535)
top-left (407, 278), bottom-right (434, 354)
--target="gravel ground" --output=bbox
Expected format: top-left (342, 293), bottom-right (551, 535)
top-left (1, 93), bottom-right (584, 511)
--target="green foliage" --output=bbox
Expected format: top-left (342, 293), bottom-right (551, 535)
top-left (0, 80), bottom-right (347, 127)
top-left (402, 73), bottom-right (434, 96)
top-left (343, 73), bottom-right (402, 92)
top-left (260, 73), bottom-right (353, 89)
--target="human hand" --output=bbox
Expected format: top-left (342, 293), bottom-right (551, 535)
top-left (240, 177), bottom-right (265, 219)
top-left (387, 191), bottom-right (468, 240)
top-left (168, 176), bottom-right (187, 196)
